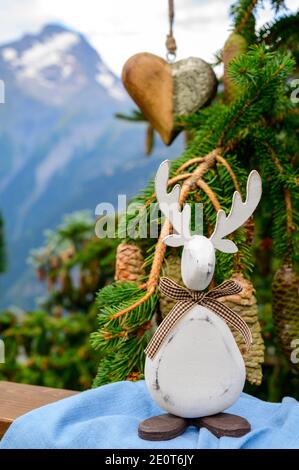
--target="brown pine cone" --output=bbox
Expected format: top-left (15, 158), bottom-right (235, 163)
top-left (115, 242), bottom-right (145, 282)
top-left (219, 272), bottom-right (265, 385)
top-left (223, 32), bottom-right (247, 103)
top-left (59, 245), bottom-right (75, 263)
top-left (59, 269), bottom-right (72, 293)
top-left (272, 263), bottom-right (299, 371)
top-left (36, 267), bottom-right (47, 281)
top-left (159, 253), bottom-right (183, 319)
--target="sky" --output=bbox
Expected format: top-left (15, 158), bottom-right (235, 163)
top-left (0, 0), bottom-right (298, 76)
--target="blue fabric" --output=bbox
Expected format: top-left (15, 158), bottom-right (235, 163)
top-left (1, 380), bottom-right (299, 449)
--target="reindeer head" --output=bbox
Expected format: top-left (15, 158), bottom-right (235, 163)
top-left (155, 160), bottom-right (262, 291)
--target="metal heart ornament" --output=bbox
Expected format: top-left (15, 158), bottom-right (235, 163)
top-left (121, 53), bottom-right (218, 145)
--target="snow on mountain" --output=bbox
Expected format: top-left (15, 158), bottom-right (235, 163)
top-left (2, 48), bottom-right (18, 61)
top-left (2, 31), bottom-right (79, 79)
top-left (96, 65), bottom-right (126, 101)
top-left (0, 24), bottom-right (126, 105)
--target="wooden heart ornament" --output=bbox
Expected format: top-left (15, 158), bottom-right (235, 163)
top-left (122, 52), bottom-right (217, 145)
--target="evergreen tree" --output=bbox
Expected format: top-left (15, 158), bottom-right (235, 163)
top-left (91, 0), bottom-right (298, 395)
top-left (0, 212), bottom-right (117, 390)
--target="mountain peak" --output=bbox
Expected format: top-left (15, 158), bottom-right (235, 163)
top-left (40, 23), bottom-right (74, 35)
top-left (0, 23), bottom-right (126, 106)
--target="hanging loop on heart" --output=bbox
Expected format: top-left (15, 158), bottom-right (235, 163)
top-left (166, 51), bottom-right (176, 63)
top-left (166, 0), bottom-right (177, 62)
top-left (121, 0), bottom-right (218, 146)
top-left (122, 53), bottom-right (218, 146)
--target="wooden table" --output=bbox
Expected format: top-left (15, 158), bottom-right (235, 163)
top-left (0, 381), bottom-right (77, 439)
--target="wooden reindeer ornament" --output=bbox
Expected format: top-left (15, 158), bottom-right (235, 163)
top-left (139, 160), bottom-right (262, 441)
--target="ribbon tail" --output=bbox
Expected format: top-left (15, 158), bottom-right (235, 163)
top-left (207, 280), bottom-right (243, 299)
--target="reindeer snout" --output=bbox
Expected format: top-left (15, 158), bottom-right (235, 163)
top-left (181, 236), bottom-right (215, 291)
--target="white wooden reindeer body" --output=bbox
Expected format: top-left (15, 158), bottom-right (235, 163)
top-left (145, 161), bottom-right (262, 418)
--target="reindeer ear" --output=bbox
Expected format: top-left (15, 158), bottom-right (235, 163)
top-left (163, 234), bottom-right (185, 247)
top-left (213, 238), bottom-right (238, 254)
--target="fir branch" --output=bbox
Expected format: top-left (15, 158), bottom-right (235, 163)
top-left (257, 12), bottom-right (299, 66)
top-left (232, 0), bottom-right (258, 33)
top-left (115, 109), bottom-right (146, 122)
top-left (251, 127), bottom-right (298, 264)
top-left (91, 282), bottom-right (157, 385)
top-left (92, 33), bottom-right (297, 386)
top-left (230, 0), bottom-right (258, 43)
top-left (219, 45), bottom-right (295, 144)
top-left (269, 0), bottom-right (287, 13)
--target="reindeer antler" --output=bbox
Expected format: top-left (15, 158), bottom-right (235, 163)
top-left (210, 170), bottom-right (262, 253)
top-left (155, 160), bottom-right (191, 247)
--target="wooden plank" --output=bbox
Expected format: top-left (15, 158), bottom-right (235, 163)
top-left (0, 381), bottom-right (77, 439)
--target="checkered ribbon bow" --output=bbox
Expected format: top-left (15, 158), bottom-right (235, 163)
top-left (145, 277), bottom-right (252, 359)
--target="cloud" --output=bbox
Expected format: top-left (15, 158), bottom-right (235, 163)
top-left (0, 0), bottom-right (46, 42)
top-left (0, 0), bottom-right (298, 75)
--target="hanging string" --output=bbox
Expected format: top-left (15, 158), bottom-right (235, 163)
top-left (166, 0), bottom-right (177, 62)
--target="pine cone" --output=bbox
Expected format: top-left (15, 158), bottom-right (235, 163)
top-left (36, 267), bottom-right (47, 281)
top-left (219, 272), bottom-right (265, 385)
top-left (50, 255), bottom-right (60, 269)
top-left (59, 269), bottom-right (72, 293)
top-left (159, 254), bottom-right (183, 319)
top-left (59, 246), bottom-right (75, 263)
top-left (223, 32), bottom-right (247, 103)
top-left (115, 242), bottom-right (145, 282)
top-left (272, 263), bottom-right (299, 371)
top-left (52, 305), bottom-right (63, 318)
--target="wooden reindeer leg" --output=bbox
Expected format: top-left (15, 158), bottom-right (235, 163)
top-left (139, 412), bottom-right (251, 440)
top-left (192, 412), bottom-right (251, 438)
top-left (138, 414), bottom-right (188, 441)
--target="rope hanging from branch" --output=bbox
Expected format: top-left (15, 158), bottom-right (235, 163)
top-left (112, 148), bottom-right (221, 320)
top-left (166, 0), bottom-right (177, 62)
